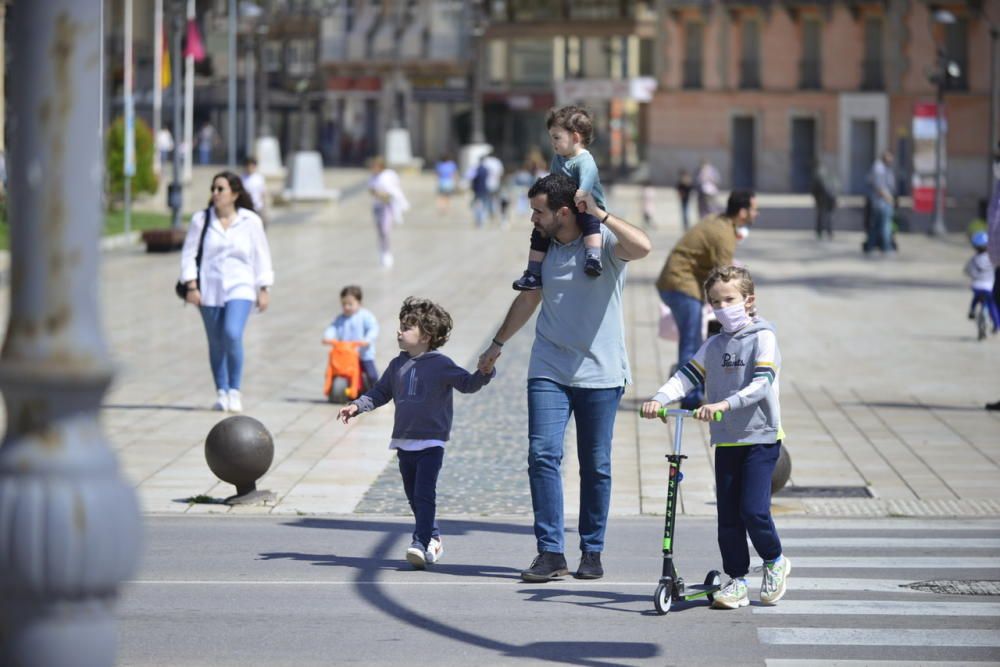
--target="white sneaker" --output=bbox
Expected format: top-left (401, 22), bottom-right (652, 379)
top-left (711, 577), bottom-right (750, 609)
top-left (760, 556), bottom-right (791, 605)
top-left (380, 252), bottom-right (394, 268)
top-left (227, 389), bottom-right (243, 413)
top-left (212, 389), bottom-right (228, 411)
top-left (426, 537), bottom-right (443, 564)
top-left (406, 539), bottom-right (426, 570)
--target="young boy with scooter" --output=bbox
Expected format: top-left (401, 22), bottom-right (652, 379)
top-left (641, 265), bottom-right (790, 609)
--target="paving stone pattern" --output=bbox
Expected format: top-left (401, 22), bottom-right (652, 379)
top-left (355, 327), bottom-right (536, 516)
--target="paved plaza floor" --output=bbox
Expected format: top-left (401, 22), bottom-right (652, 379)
top-left (5, 166), bottom-right (996, 520)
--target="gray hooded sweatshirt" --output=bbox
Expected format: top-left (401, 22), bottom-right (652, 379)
top-left (652, 318), bottom-right (781, 445)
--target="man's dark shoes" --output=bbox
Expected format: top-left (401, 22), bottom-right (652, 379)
top-left (574, 551), bottom-right (603, 579)
top-left (520, 552), bottom-right (569, 582)
top-left (584, 256), bottom-right (603, 277)
top-left (987, 400), bottom-right (1000, 412)
top-left (513, 271), bottom-right (542, 291)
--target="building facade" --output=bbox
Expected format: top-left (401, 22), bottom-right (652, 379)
top-left (480, 0), bottom-right (659, 172)
top-left (318, 0), bottom-right (473, 165)
top-left (648, 0), bottom-right (994, 200)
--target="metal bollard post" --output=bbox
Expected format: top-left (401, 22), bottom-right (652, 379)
top-left (0, 3), bottom-right (142, 665)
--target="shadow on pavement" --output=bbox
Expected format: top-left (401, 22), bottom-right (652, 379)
top-left (104, 403), bottom-right (202, 411)
top-left (258, 550), bottom-right (521, 580)
top-left (271, 516), bottom-right (659, 667)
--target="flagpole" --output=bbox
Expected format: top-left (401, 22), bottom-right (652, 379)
top-left (124, 0), bottom-right (134, 236)
top-left (182, 0), bottom-right (195, 184)
top-left (153, 0), bottom-right (163, 175)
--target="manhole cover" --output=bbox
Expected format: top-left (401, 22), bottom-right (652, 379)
top-left (904, 580), bottom-right (1000, 596)
top-left (774, 486), bottom-right (873, 498)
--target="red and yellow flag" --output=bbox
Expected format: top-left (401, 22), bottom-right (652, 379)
top-left (161, 26), bottom-right (171, 89)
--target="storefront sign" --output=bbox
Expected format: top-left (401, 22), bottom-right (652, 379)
top-left (911, 101), bottom-right (945, 214)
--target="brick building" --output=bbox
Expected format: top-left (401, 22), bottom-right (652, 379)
top-left (649, 0), bottom-right (995, 200)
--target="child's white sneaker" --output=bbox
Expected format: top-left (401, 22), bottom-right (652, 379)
top-left (426, 537), bottom-right (443, 564)
top-left (760, 556), bottom-right (791, 605)
top-left (212, 389), bottom-right (228, 412)
top-left (711, 577), bottom-right (750, 609)
top-left (227, 389), bottom-right (243, 413)
top-left (406, 539), bottom-right (427, 570)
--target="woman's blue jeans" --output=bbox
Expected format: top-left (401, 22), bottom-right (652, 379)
top-left (199, 300), bottom-right (253, 391)
top-left (527, 378), bottom-right (624, 554)
top-left (658, 289), bottom-right (704, 409)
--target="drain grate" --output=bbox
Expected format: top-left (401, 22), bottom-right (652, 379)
top-left (904, 580), bottom-right (1000, 596)
top-left (775, 486), bottom-right (873, 498)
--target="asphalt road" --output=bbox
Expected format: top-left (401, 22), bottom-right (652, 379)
top-left (117, 515), bottom-right (1000, 667)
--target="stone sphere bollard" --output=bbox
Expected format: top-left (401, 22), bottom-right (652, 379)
top-left (771, 443), bottom-right (792, 494)
top-left (204, 415), bottom-right (276, 505)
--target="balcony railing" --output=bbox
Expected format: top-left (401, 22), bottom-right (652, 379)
top-left (682, 59), bottom-right (702, 89)
top-left (739, 59), bottom-right (761, 89)
top-left (799, 59), bottom-right (821, 89)
top-left (860, 59), bottom-right (884, 90)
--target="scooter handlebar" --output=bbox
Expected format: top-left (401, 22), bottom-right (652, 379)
top-left (640, 407), bottom-right (723, 422)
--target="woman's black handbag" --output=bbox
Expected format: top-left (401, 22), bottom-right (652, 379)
top-left (175, 206), bottom-right (212, 301)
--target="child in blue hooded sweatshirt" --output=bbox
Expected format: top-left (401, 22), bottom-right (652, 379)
top-left (338, 297), bottom-right (495, 569)
top-left (641, 265), bottom-right (789, 610)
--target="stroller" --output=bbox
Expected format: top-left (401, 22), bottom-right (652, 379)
top-left (322, 340), bottom-right (367, 403)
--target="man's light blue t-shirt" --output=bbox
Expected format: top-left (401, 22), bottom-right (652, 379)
top-left (323, 308), bottom-right (379, 362)
top-left (528, 226), bottom-right (631, 388)
top-left (551, 150), bottom-right (606, 211)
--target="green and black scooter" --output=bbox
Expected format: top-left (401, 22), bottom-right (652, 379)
top-left (643, 407), bottom-right (723, 614)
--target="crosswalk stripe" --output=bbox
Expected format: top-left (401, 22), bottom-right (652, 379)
top-left (776, 537), bottom-right (1000, 548)
top-left (781, 578), bottom-right (942, 593)
top-left (754, 600), bottom-right (1000, 616)
top-left (758, 628), bottom-right (1000, 647)
top-left (790, 556), bottom-right (998, 569)
top-left (766, 661), bottom-right (994, 666)
top-left (773, 519), bottom-right (1000, 530)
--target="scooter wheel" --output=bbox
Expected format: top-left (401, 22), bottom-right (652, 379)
top-left (653, 581), bottom-right (672, 615)
top-left (704, 570), bottom-right (722, 602)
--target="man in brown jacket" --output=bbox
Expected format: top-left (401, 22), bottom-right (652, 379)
top-left (656, 190), bottom-right (758, 409)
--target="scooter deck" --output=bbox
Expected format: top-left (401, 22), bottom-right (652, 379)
top-left (680, 583), bottom-right (719, 600)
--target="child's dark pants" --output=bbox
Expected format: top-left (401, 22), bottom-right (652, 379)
top-left (397, 446), bottom-right (444, 548)
top-left (714, 442), bottom-right (783, 578)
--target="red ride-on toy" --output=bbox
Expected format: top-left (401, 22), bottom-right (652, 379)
top-left (323, 340), bottom-right (367, 403)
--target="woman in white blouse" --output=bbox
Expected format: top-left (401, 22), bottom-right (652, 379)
top-left (180, 172), bottom-right (274, 412)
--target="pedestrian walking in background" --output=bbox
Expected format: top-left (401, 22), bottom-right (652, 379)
top-left (434, 154), bottom-right (458, 215)
top-left (179, 171), bottom-right (274, 413)
top-left (242, 156), bottom-right (267, 227)
top-left (695, 158), bottom-right (721, 218)
top-left (469, 155), bottom-right (493, 228)
top-left (156, 126), bottom-right (174, 166)
top-left (676, 168), bottom-right (694, 230)
top-left (864, 151), bottom-right (896, 256)
top-left (810, 160), bottom-right (838, 240)
top-left (642, 265), bottom-right (790, 610)
top-left (338, 297), bottom-right (495, 570)
top-left (655, 190), bottom-right (759, 410)
top-left (477, 173), bottom-right (652, 583)
top-left (986, 147), bottom-right (1000, 411)
top-left (197, 123), bottom-right (217, 165)
top-left (322, 285), bottom-right (381, 390)
top-left (368, 156), bottom-right (409, 268)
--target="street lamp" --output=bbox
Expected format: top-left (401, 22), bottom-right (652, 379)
top-left (927, 8), bottom-right (959, 236)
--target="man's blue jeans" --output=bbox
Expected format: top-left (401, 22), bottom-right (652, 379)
top-left (199, 299), bottom-right (253, 391)
top-left (658, 290), bottom-right (704, 408)
top-left (865, 199), bottom-right (894, 252)
top-left (527, 378), bottom-right (624, 554)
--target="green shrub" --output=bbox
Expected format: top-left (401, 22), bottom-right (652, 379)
top-left (106, 116), bottom-right (158, 203)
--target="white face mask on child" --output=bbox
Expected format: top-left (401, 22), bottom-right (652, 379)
top-left (713, 302), bottom-right (752, 333)
top-left (736, 226), bottom-right (750, 242)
